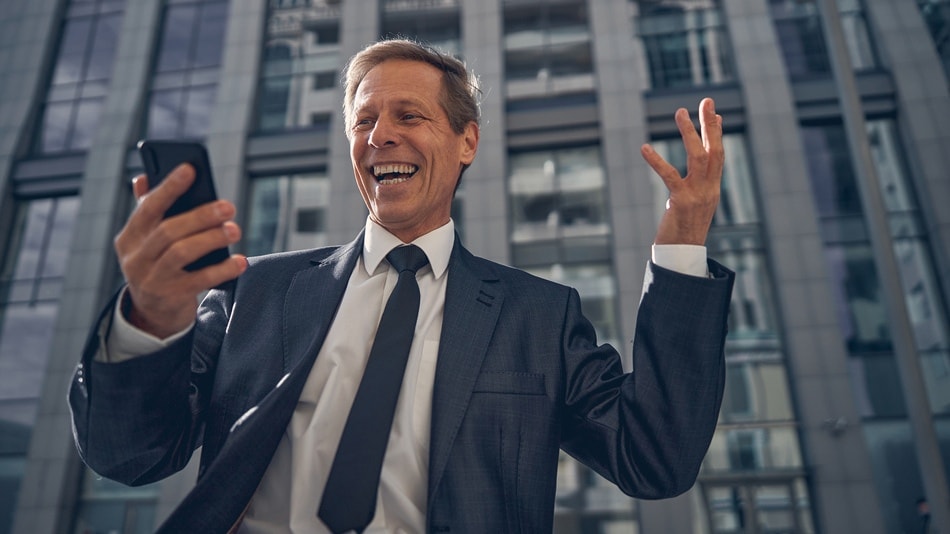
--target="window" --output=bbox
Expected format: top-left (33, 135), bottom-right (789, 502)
top-left (257, 3), bottom-right (340, 132)
top-left (72, 475), bottom-right (160, 534)
top-left (34, 0), bottom-right (124, 154)
top-left (145, 0), bottom-right (229, 139)
top-left (636, 0), bottom-right (736, 90)
top-left (0, 196), bottom-right (79, 532)
top-left (503, 1), bottom-right (593, 81)
top-left (918, 0), bottom-right (950, 77)
top-left (246, 172), bottom-right (331, 255)
top-left (770, 0), bottom-right (877, 78)
top-left (380, 7), bottom-right (461, 56)
top-left (802, 121), bottom-right (950, 373)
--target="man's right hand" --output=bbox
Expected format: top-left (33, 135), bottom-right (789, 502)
top-left (114, 164), bottom-right (247, 339)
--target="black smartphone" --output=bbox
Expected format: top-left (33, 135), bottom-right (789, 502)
top-left (137, 140), bottom-right (230, 272)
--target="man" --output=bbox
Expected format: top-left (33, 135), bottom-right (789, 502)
top-left (69, 40), bottom-right (734, 533)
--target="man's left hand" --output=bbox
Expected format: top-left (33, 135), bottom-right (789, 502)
top-left (642, 97), bottom-right (724, 246)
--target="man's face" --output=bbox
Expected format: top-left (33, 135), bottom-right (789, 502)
top-left (349, 59), bottom-right (478, 242)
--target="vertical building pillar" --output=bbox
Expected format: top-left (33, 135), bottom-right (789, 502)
top-left (460, 0), bottom-right (508, 263)
top-left (325, 0), bottom-right (378, 245)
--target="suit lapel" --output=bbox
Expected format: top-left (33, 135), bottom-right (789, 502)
top-left (428, 240), bottom-right (504, 504)
top-left (282, 232), bottom-right (363, 374)
top-left (159, 234), bottom-right (364, 533)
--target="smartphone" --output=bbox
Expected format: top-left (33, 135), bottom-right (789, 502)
top-left (137, 140), bottom-right (230, 272)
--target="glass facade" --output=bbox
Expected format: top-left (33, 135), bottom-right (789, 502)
top-left (636, 0), bottom-right (736, 90)
top-left (918, 0), bottom-right (950, 78)
top-left (258, 0), bottom-right (341, 132)
top-left (0, 196), bottom-right (80, 533)
top-left (380, 0), bottom-right (461, 55)
top-left (800, 120), bottom-right (950, 533)
top-left (652, 134), bottom-right (815, 533)
top-left (4, 0), bottom-right (950, 532)
top-left (35, 0), bottom-right (124, 154)
top-left (246, 171), bottom-right (331, 256)
top-left (503, 0), bottom-right (593, 82)
top-left (770, 0), bottom-right (877, 78)
top-left (145, 0), bottom-right (229, 139)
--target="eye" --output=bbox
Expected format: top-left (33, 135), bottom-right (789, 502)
top-left (401, 113), bottom-right (421, 122)
top-left (353, 117), bottom-right (374, 131)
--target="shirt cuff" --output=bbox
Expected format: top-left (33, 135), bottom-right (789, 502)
top-left (99, 287), bottom-right (194, 363)
top-left (651, 244), bottom-right (709, 278)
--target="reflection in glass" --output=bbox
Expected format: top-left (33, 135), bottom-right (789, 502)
top-left (509, 145), bottom-right (609, 244)
top-left (702, 480), bottom-right (814, 534)
top-left (721, 358), bottom-right (794, 423)
top-left (770, 0), bottom-right (877, 77)
top-left (918, 0), bottom-right (950, 77)
top-left (146, 0), bottom-right (229, 139)
top-left (862, 420), bottom-right (930, 534)
top-left (705, 425), bottom-right (804, 472)
top-left (637, 0), bottom-right (736, 90)
top-left (72, 470), bottom-right (160, 534)
top-left (503, 1), bottom-right (593, 81)
top-left (37, 1), bottom-right (123, 153)
top-left (246, 172), bottom-right (331, 256)
top-left (257, 3), bottom-right (340, 132)
top-left (0, 197), bottom-right (79, 533)
top-left (381, 8), bottom-right (460, 56)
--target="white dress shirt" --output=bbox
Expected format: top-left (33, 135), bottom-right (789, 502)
top-left (102, 218), bottom-right (708, 533)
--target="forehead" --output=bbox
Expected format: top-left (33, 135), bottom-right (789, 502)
top-left (353, 59), bottom-right (445, 108)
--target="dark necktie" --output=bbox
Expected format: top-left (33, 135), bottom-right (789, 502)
top-left (318, 244), bottom-right (429, 533)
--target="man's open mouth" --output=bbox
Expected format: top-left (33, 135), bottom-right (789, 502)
top-left (373, 163), bottom-right (418, 184)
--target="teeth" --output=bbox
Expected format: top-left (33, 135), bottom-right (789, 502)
top-left (373, 163), bottom-right (418, 177)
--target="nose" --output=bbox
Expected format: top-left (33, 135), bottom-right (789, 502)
top-left (368, 117), bottom-right (398, 148)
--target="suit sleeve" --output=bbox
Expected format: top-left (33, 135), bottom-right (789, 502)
top-left (559, 259), bottom-right (734, 499)
top-left (67, 282), bottom-right (235, 486)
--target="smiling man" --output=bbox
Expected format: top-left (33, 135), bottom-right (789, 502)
top-left (69, 40), bottom-right (735, 533)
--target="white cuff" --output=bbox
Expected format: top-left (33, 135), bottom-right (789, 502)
top-left (99, 287), bottom-right (194, 363)
top-left (651, 244), bottom-right (709, 278)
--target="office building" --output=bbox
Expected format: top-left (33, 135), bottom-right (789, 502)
top-left (1, 0), bottom-right (949, 532)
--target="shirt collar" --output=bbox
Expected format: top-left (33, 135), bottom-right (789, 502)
top-left (362, 217), bottom-right (454, 279)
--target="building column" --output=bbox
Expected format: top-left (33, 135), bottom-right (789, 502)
top-left (325, 0), bottom-right (377, 245)
top-left (460, 0), bottom-right (508, 263)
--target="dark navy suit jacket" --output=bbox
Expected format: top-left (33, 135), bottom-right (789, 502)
top-left (69, 232), bottom-right (735, 533)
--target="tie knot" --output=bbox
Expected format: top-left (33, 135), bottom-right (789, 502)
top-left (386, 244), bottom-right (429, 274)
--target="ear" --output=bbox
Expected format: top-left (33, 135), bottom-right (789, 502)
top-left (459, 121), bottom-right (479, 166)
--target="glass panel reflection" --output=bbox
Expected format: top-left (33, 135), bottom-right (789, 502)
top-left (37, 0), bottom-right (124, 154)
top-left (258, 3), bottom-right (340, 132)
top-left (637, 0), bottom-right (736, 90)
top-left (705, 425), bottom-right (804, 472)
top-left (246, 172), bottom-right (331, 256)
top-left (503, 1), bottom-right (593, 80)
top-left (146, 0), bottom-right (229, 139)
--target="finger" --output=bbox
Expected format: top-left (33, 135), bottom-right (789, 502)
top-left (699, 98), bottom-right (724, 180)
top-left (152, 221), bottom-right (242, 275)
top-left (184, 254), bottom-right (248, 292)
top-left (132, 174), bottom-right (149, 201)
top-left (132, 200), bottom-right (237, 264)
top-left (641, 144), bottom-right (683, 192)
top-left (675, 107), bottom-right (703, 154)
top-left (134, 164), bottom-right (197, 225)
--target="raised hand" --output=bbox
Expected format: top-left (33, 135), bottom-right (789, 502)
top-left (113, 164), bottom-right (247, 338)
top-left (641, 97), bottom-right (724, 246)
